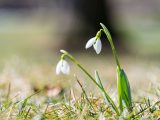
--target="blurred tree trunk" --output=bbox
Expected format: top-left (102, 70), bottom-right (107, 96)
top-left (63, 0), bottom-right (125, 52)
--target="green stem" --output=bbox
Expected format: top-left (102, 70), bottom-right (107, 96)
top-left (100, 23), bottom-right (121, 69)
top-left (60, 50), bottom-right (120, 115)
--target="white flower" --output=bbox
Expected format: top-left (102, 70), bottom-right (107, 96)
top-left (85, 37), bottom-right (102, 54)
top-left (56, 59), bottom-right (70, 75)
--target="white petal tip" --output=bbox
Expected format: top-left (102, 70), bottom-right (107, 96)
top-left (85, 37), bottom-right (96, 49)
top-left (96, 51), bottom-right (101, 54)
top-left (93, 40), bottom-right (102, 54)
top-left (85, 46), bottom-right (89, 49)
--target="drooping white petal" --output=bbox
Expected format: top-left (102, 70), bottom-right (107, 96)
top-left (61, 60), bottom-right (70, 74)
top-left (85, 37), bottom-right (96, 49)
top-left (56, 60), bottom-right (63, 74)
top-left (93, 39), bottom-right (102, 54)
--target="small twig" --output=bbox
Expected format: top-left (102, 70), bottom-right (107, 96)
top-left (25, 107), bottom-right (31, 119)
top-left (6, 82), bottom-right (11, 101)
top-left (75, 76), bottom-right (96, 112)
top-left (44, 103), bottom-right (49, 114)
top-left (134, 106), bottom-right (150, 118)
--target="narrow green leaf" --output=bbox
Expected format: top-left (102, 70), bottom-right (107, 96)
top-left (100, 23), bottom-right (121, 69)
top-left (95, 71), bottom-right (104, 89)
top-left (95, 71), bottom-right (119, 115)
top-left (100, 23), bottom-right (112, 43)
top-left (117, 67), bottom-right (132, 112)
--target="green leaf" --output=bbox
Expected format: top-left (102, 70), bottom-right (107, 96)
top-left (100, 23), bottom-right (121, 69)
top-left (117, 67), bottom-right (132, 112)
top-left (95, 71), bottom-right (104, 89)
top-left (95, 71), bottom-right (119, 115)
top-left (100, 23), bottom-right (112, 43)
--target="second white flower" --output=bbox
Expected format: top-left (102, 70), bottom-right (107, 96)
top-left (85, 37), bottom-right (102, 54)
top-left (56, 59), bottom-right (70, 75)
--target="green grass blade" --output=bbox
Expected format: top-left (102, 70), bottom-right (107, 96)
top-left (95, 71), bottom-right (119, 115)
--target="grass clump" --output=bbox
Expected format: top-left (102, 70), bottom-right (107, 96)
top-left (0, 82), bottom-right (160, 119)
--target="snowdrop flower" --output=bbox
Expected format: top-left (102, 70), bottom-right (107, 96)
top-left (85, 37), bottom-right (102, 54)
top-left (56, 59), bottom-right (70, 75)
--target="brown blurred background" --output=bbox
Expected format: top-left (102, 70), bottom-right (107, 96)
top-left (0, 0), bottom-right (160, 59)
